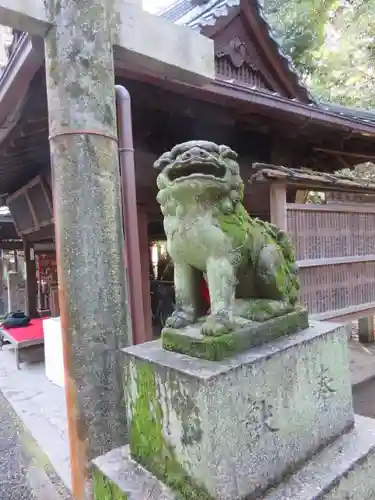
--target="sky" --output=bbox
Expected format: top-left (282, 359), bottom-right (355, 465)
top-left (143, 0), bottom-right (175, 13)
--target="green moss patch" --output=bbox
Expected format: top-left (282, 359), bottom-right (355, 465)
top-left (92, 469), bottom-right (128, 500)
top-left (130, 363), bottom-right (213, 500)
top-left (162, 307), bottom-right (309, 361)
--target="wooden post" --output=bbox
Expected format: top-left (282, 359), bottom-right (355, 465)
top-left (0, 248), bottom-right (4, 315)
top-left (13, 249), bottom-right (18, 272)
top-left (137, 205), bottom-right (153, 342)
top-left (43, 1), bottom-right (129, 497)
top-left (23, 239), bottom-right (37, 318)
top-left (270, 183), bottom-right (287, 231)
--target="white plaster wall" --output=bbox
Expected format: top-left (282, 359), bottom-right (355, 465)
top-left (43, 317), bottom-right (65, 388)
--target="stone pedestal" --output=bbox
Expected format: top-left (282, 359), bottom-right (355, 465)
top-left (92, 320), bottom-right (375, 499)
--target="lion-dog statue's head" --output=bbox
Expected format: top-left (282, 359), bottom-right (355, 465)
top-left (154, 141), bottom-right (244, 215)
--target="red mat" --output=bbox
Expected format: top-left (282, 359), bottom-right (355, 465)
top-left (2, 318), bottom-right (44, 343)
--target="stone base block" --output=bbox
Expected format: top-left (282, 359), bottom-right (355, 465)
top-left (162, 307), bottom-right (309, 361)
top-left (92, 416), bottom-right (375, 500)
top-left (265, 415), bottom-right (375, 499)
top-left (123, 321), bottom-right (353, 499)
top-left (92, 445), bottom-right (175, 500)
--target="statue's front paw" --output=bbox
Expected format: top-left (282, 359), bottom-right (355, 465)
top-left (165, 310), bottom-right (195, 329)
top-left (201, 313), bottom-right (233, 337)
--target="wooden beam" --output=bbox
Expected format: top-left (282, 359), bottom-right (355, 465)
top-left (137, 206), bottom-right (153, 343)
top-left (337, 155), bottom-right (351, 169)
top-left (314, 147), bottom-right (375, 161)
top-left (0, 241), bottom-right (23, 250)
top-left (0, 0), bottom-right (51, 36)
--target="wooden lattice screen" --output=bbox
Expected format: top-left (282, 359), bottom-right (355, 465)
top-left (287, 204), bottom-right (375, 320)
top-left (255, 171), bottom-right (375, 322)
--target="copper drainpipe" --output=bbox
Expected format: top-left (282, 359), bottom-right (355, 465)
top-left (115, 85), bottom-right (147, 344)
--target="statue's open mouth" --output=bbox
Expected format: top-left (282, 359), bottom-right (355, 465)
top-left (168, 162), bottom-right (226, 182)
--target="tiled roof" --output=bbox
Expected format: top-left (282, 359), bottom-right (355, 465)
top-left (159, 0), bottom-right (240, 29)
top-left (319, 102), bottom-right (375, 126)
top-left (158, 1), bottom-right (375, 128)
top-left (157, 0), bottom-right (198, 22)
top-left (158, 0), bottom-right (313, 102)
top-left (251, 163), bottom-right (375, 194)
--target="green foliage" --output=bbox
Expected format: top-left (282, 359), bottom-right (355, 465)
top-left (129, 363), bottom-right (213, 499)
top-left (264, 0), bottom-right (339, 74)
top-left (263, 0), bottom-right (375, 108)
top-left (92, 470), bottom-right (128, 500)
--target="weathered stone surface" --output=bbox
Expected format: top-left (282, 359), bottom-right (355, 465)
top-left (162, 307), bottom-right (309, 360)
top-left (44, 0), bottom-right (130, 469)
top-left (115, 4), bottom-right (215, 86)
top-left (123, 321), bottom-right (353, 499)
top-left (94, 417), bottom-right (375, 500)
top-left (154, 141), bottom-right (301, 339)
top-left (265, 415), bottom-right (375, 500)
top-left (92, 445), bottom-right (176, 500)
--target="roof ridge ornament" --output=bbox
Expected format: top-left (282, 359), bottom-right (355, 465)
top-left (216, 36), bottom-right (260, 71)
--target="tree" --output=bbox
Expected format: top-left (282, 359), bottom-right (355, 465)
top-left (264, 0), bottom-right (339, 74)
top-left (263, 0), bottom-right (375, 109)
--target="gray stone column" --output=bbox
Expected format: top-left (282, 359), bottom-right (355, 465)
top-left (358, 316), bottom-right (375, 343)
top-left (7, 270), bottom-right (25, 313)
top-left (23, 240), bottom-right (37, 318)
top-left (43, 0), bottom-right (130, 496)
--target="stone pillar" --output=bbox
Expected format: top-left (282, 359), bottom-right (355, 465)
top-left (358, 316), bottom-right (375, 343)
top-left (23, 240), bottom-right (38, 318)
top-left (43, 0), bottom-right (130, 497)
top-left (137, 205), bottom-right (153, 342)
top-left (7, 271), bottom-right (25, 313)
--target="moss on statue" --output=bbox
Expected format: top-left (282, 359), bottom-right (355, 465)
top-left (129, 363), bottom-right (213, 500)
top-left (92, 469), bottom-right (128, 500)
top-left (154, 141), bottom-right (302, 338)
top-left (162, 307), bottom-right (309, 361)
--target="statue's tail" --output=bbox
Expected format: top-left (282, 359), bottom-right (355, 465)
top-left (260, 220), bottom-right (300, 306)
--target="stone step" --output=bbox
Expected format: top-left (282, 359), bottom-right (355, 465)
top-left (264, 414), bottom-right (375, 500)
top-left (122, 320), bottom-right (354, 499)
top-left (93, 416), bottom-right (375, 500)
top-left (92, 446), bottom-right (176, 500)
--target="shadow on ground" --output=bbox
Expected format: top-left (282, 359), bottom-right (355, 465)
top-left (353, 377), bottom-right (375, 418)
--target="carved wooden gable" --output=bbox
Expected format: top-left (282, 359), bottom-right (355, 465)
top-left (212, 14), bottom-right (284, 94)
top-left (159, 0), bottom-right (311, 102)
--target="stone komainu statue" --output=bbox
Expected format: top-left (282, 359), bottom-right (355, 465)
top-left (154, 141), bottom-right (300, 337)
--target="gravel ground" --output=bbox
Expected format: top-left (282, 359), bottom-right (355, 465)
top-left (0, 392), bottom-right (36, 500)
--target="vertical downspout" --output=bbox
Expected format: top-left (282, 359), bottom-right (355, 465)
top-left (115, 85), bottom-right (147, 344)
